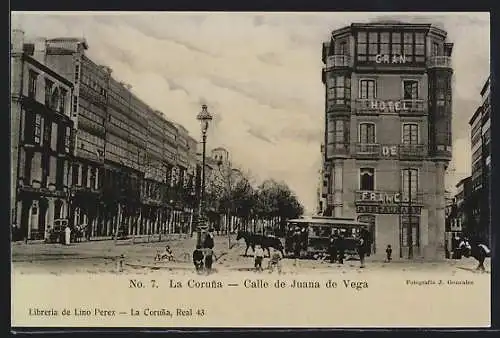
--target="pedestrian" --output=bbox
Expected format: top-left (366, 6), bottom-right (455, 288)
top-left (204, 247), bottom-right (216, 275)
top-left (337, 232), bottom-right (345, 264)
top-left (64, 225), bottom-right (71, 245)
top-left (386, 245), bottom-right (393, 262)
top-left (254, 244), bottom-right (264, 272)
top-left (192, 245), bottom-right (204, 273)
top-left (358, 237), bottom-right (366, 268)
top-left (204, 228), bottom-right (215, 249)
top-left (268, 248), bottom-right (283, 274)
top-left (329, 231), bottom-right (339, 263)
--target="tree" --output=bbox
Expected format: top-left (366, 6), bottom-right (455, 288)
top-left (254, 179), bottom-right (304, 235)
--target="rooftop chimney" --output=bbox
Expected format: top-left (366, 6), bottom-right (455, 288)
top-left (33, 37), bottom-right (47, 63)
top-left (11, 29), bottom-right (25, 53)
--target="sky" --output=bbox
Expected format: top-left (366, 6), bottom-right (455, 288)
top-left (11, 12), bottom-right (490, 213)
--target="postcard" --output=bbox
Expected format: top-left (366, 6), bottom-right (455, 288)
top-left (10, 11), bottom-right (491, 328)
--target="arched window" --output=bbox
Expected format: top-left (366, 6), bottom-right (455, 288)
top-left (359, 168), bottom-right (375, 191)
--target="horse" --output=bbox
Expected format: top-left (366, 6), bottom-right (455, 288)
top-left (236, 230), bottom-right (284, 257)
top-left (457, 237), bottom-right (491, 271)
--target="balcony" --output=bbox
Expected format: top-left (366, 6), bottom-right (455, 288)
top-left (354, 99), bottom-right (426, 115)
top-left (399, 144), bottom-right (427, 159)
top-left (326, 55), bottom-right (352, 68)
top-left (355, 143), bottom-right (380, 159)
top-left (427, 56), bottom-right (452, 69)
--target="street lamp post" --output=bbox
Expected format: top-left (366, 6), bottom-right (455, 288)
top-left (196, 104), bottom-right (213, 247)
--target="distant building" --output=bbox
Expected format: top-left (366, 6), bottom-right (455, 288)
top-left (468, 76), bottom-right (491, 244)
top-left (454, 176), bottom-right (472, 233)
top-left (321, 21), bottom-right (454, 259)
top-left (11, 30), bottom-right (74, 241)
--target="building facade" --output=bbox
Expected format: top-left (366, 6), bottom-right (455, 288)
top-left (11, 30), bottom-right (75, 241)
top-left (468, 76), bottom-right (491, 245)
top-left (11, 33), bottom-right (200, 240)
top-left (321, 22), bottom-right (453, 260)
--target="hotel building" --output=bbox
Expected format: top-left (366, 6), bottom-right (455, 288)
top-left (321, 22), bottom-right (454, 259)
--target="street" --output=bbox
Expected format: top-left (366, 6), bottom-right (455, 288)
top-left (11, 235), bottom-right (491, 276)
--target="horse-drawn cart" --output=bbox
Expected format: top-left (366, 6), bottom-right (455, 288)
top-left (285, 217), bottom-right (369, 259)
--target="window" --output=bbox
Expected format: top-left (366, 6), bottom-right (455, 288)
top-left (34, 114), bottom-right (43, 144)
top-left (81, 165), bottom-right (88, 187)
top-left (28, 70), bottom-right (38, 99)
top-left (357, 32), bottom-right (367, 61)
top-left (401, 168), bottom-right (418, 201)
top-left (368, 32), bottom-right (379, 62)
top-left (89, 167), bottom-right (96, 190)
top-left (74, 64), bottom-right (80, 82)
top-left (72, 164), bottom-right (79, 186)
top-left (401, 215), bottom-right (420, 247)
top-left (431, 42), bottom-right (439, 56)
top-left (403, 33), bottom-right (414, 62)
top-left (50, 122), bottom-right (58, 151)
top-left (56, 158), bottom-right (64, 189)
top-left (360, 168), bottom-right (375, 191)
top-left (59, 88), bottom-right (67, 114)
top-left (356, 31), bottom-right (425, 63)
top-left (403, 80), bottom-right (419, 100)
top-left (43, 118), bottom-right (51, 146)
top-left (359, 79), bottom-right (376, 99)
top-left (72, 96), bottom-right (78, 114)
top-left (50, 87), bottom-right (60, 111)
top-left (380, 32), bottom-right (390, 55)
top-left (415, 33), bottom-right (425, 62)
top-left (402, 123), bottom-right (418, 144)
top-left (334, 120), bottom-right (345, 147)
top-left (392, 32), bottom-right (402, 55)
top-left (327, 74), bottom-right (351, 106)
top-left (45, 79), bottom-right (54, 106)
top-left (359, 123), bottom-right (376, 143)
top-left (65, 127), bottom-right (71, 153)
top-left (338, 41), bottom-right (347, 55)
top-left (436, 78), bottom-right (446, 106)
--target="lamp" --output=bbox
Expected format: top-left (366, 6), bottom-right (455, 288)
top-left (195, 104), bottom-right (213, 247)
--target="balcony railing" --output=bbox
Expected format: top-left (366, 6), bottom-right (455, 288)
top-left (355, 143), bottom-right (381, 158)
top-left (326, 55), bottom-right (352, 68)
top-left (355, 190), bottom-right (424, 205)
top-left (399, 144), bottom-right (427, 158)
top-left (354, 99), bottom-right (426, 115)
top-left (427, 56), bottom-right (452, 69)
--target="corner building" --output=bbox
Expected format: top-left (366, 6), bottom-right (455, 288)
top-left (321, 22), bottom-right (453, 260)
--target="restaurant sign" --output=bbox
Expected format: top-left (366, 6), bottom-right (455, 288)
top-left (356, 205), bottom-right (422, 214)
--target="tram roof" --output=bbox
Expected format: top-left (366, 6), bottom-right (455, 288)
top-left (288, 217), bottom-right (368, 227)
